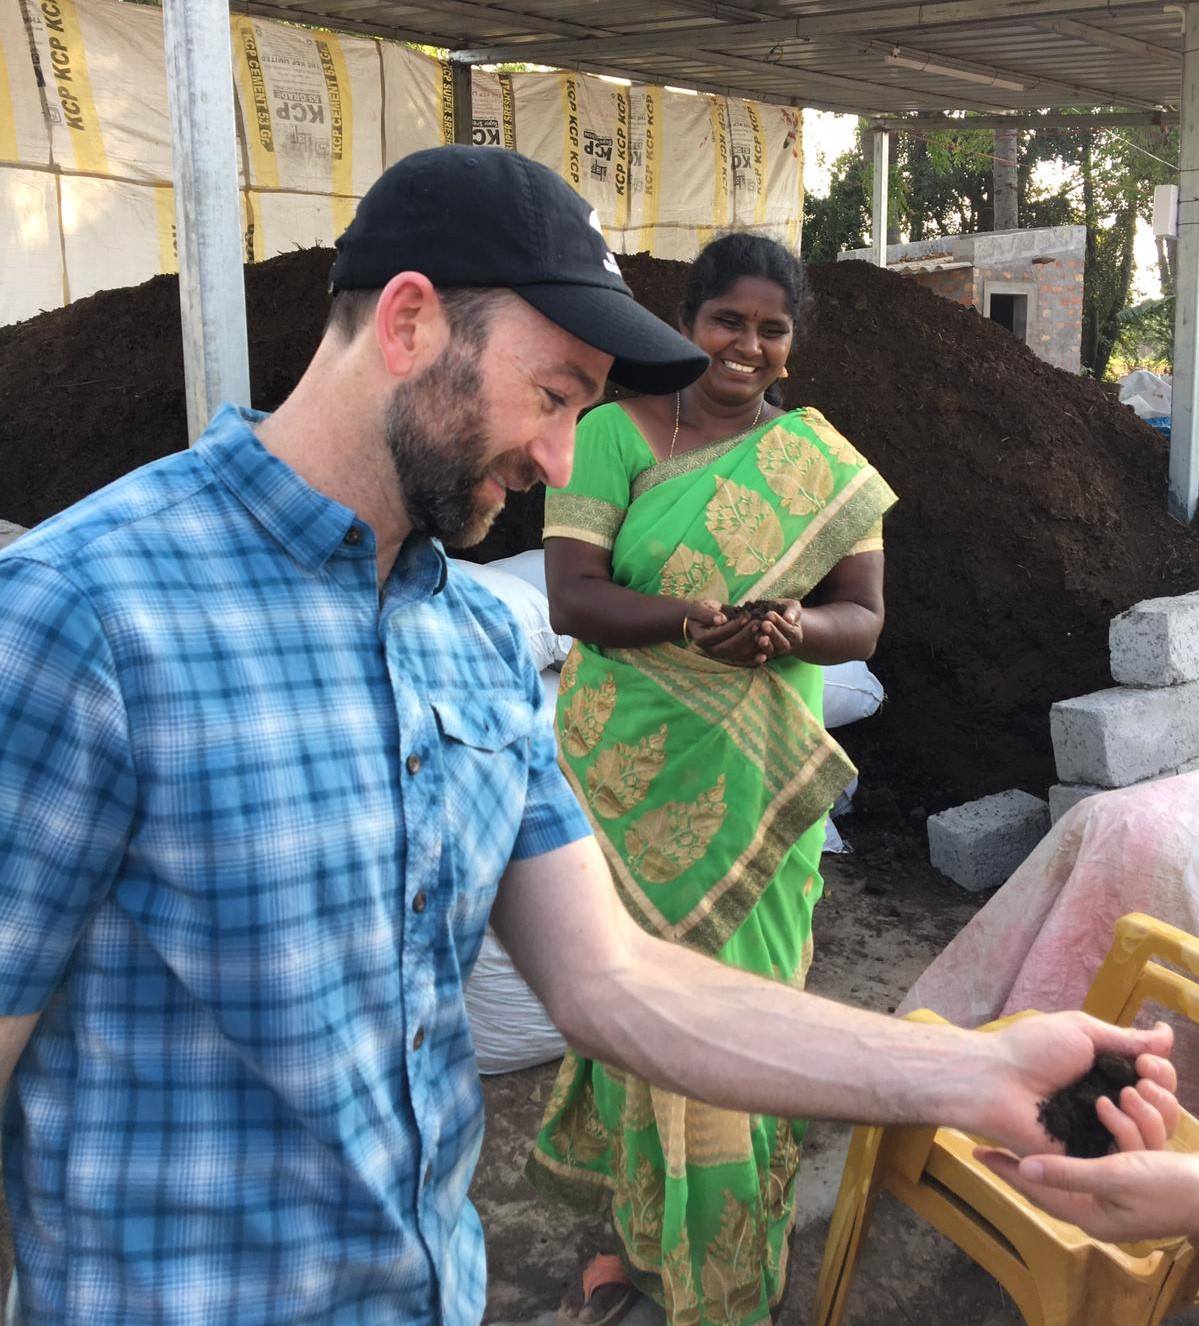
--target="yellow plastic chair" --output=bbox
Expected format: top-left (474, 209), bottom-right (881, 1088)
top-left (813, 913), bottom-right (1199, 1326)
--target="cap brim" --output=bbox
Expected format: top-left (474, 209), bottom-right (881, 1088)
top-left (514, 283), bottom-right (708, 395)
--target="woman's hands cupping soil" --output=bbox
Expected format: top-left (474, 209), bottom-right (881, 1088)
top-left (688, 599), bottom-right (803, 666)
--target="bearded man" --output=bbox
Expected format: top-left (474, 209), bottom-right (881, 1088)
top-left (0, 147), bottom-right (1176, 1326)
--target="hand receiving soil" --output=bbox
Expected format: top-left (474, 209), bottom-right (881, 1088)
top-left (1037, 1053), bottom-right (1140, 1158)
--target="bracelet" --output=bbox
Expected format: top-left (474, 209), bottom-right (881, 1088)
top-left (681, 615), bottom-right (692, 646)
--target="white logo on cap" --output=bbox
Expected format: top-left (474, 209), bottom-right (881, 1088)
top-left (588, 209), bottom-right (622, 276)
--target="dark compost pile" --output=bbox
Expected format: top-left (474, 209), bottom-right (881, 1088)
top-left (3, 246), bottom-right (1197, 809)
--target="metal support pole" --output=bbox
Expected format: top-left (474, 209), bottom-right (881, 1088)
top-left (450, 57), bottom-right (474, 146)
top-left (870, 128), bottom-right (889, 268)
top-left (1171, 5), bottom-right (1199, 524)
top-left (162, 0), bottom-right (251, 445)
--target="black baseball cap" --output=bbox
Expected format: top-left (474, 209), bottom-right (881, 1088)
top-left (330, 146), bottom-right (708, 394)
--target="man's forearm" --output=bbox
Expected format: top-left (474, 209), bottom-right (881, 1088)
top-left (563, 933), bottom-right (986, 1130)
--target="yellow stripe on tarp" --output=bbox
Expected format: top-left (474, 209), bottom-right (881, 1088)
top-left (0, 25), bottom-right (19, 162)
top-left (243, 188), bottom-right (262, 264)
top-left (613, 89), bottom-right (629, 231)
top-left (42, 0), bottom-right (107, 176)
top-left (313, 32), bottom-right (356, 236)
top-left (699, 98), bottom-right (730, 248)
top-left (153, 183), bottom-right (177, 273)
top-left (499, 72), bottom-right (515, 150)
top-left (642, 87), bottom-right (661, 238)
top-left (438, 59), bottom-right (454, 144)
top-left (747, 100), bottom-right (768, 226)
top-left (231, 16), bottom-right (279, 190)
top-left (561, 73), bottom-right (580, 190)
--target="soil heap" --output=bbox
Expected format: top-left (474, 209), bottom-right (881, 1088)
top-left (3, 247), bottom-right (1196, 809)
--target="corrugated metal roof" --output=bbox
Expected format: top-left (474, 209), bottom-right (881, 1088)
top-left (229, 1), bottom-right (1180, 117)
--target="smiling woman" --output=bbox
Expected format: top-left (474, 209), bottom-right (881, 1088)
top-left (527, 234), bottom-right (898, 1326)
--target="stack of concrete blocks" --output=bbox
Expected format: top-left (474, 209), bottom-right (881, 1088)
top-left (1049, 593), bottom-right (1199, 822)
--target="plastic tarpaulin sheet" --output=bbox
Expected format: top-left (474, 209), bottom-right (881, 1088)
top-left (380, 42), bottom-right (441, 163)
top-left (59, 173), bottom-right (175, 300)
top-left (0, 0), bottom-right (50, 165)
top-left (0, 165), bottom-right (62, 323)
top-left (244, 188), bottom-right (352, 265)
top-left (899, 773), bottom-right (1199, 1110)
top-left (230, 14), bottom-right (381, 236)
top-left (23, 0), bottom-right (172, 181)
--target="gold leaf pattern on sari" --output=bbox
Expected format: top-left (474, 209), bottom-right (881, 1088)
top-left (551, 1081), bottom-right (610, 1169)
top-left (803, 408), bottom-right (867, 467)
top-left (560, 673), bottom-right (617, 758)
top-left (705, 477), bottom-right (783, 574)
top-left (558, 645), bottom-right (582, 695)
top-left (623, 1076), bottom-right (656, 1132)
top-left (544, 1051), bottom-right (580, 1127)
top-left (699, 1190), bottom-right (765, 1324)
top-left (757, 424), bottom-right (835, 517)
top-left (663, 1235), bottom-right (702, 1326)
top-left (626, 1154), bottom-right (666, 1268)
top-left (624, 775), bottom-right (727, 885)
top-left (586, 724), bottom-right (668, 819)
top-left (766, 1122), bottom-right (803, 1222)
top-left (658, 543), bottom-right (730, 604)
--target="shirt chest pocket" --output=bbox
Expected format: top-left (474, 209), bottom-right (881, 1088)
top-left (429, 691), bottom-right (538, 888)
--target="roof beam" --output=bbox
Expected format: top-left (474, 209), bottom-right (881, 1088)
top-left (639, 44), bottom-right (1009, 113)
top-left (871, 109), bottom-right (1179, 130)
top-left (855, 36), bottom-right (1166, 110)
top-left (325, 0), bottom-right (608, 38)
top-left (455, 0), bottom-right (1169, 64)
top-left (1033, 16), bottom-right (1182, 65)
top-left (236, 3), bottom-right (437, 42)
top-left (559, 57), bottom-right (878, 117)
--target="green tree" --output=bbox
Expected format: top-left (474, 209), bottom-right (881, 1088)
top-left (802, 113), bottom-right (1177, 379)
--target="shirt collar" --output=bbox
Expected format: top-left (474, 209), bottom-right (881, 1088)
top-left (195, 405), bottom-right (357, 573)
top-left (195, 405), bottom-right (450, 594)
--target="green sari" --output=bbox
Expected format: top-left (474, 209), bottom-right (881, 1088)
top-left (527, 403), bottom-right (896, 1326)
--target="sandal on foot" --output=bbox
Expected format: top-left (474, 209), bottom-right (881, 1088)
top-left (556, 1253), bottom-right (637, 1326)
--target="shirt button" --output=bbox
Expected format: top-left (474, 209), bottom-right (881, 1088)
top-left (412, 891), bottom-right (427, 914)
top-left (406, 753), bottom-right (422, 775)
top-left (344, 524), bottom-right (363, 546)
top-left (412, 1026), bottom-right (426, 1051)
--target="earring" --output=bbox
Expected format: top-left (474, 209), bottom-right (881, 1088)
top-left (778, 366), bottom-right (790, 380)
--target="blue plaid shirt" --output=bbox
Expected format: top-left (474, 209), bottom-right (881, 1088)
top-left (0, 405), bottom-right (590, 1325)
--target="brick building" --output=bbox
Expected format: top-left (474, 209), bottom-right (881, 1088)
top-left (840, 226), bottom-right (1086, 374)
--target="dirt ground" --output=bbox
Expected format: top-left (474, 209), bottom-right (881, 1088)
top-left (472, 820), bottom-right (1199, 1326)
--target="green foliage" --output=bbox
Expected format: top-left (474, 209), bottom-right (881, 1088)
top-left (802, 113), bottom-right (1178, 380)
top-left (1113, 296), bottom-right (1174, 373)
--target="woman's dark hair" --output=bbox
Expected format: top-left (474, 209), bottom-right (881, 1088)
top-left (679, 232), bottom-right (812, 334)
top-left (681, 233), bottom-right (810, 405)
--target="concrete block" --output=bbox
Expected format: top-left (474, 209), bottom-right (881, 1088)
top-left (1110, 593), bottom-right (1199, 687)
top-left (1051, 681), bottom-right (1199, 787)
top-left (0, 520), bottom-right (26, 551)
top-left (928, 789), bottom-right (1050, 892)
top-left (1051, 757), bottom-right (1199, 824)
top-left (1048, 783), bottom-right (1106, 823)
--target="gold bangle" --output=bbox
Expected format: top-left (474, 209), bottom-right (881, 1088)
top-left (682, 615), bottom-right (692, 645)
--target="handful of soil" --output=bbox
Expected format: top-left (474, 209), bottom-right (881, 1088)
top-left (1037, 1053), bottom-right (1140, 1158)
top-left (721, 599), bottom-right (791, 621)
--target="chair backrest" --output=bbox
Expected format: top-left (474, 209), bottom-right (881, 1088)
top-left (1083, 913), bottom-right (1199, 1029)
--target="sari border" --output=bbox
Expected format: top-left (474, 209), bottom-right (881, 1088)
top-left (542, 524), bottom-right (612, 550)
top-left (630, 417), bottom-right (776, 502)
top-left (543, 491), bottom-right (625, 548)
top-left (749, 467), bottom-right (896, 601)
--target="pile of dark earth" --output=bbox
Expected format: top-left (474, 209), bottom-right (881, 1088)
top-left (3, 245), bottom-right (1197, 813)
